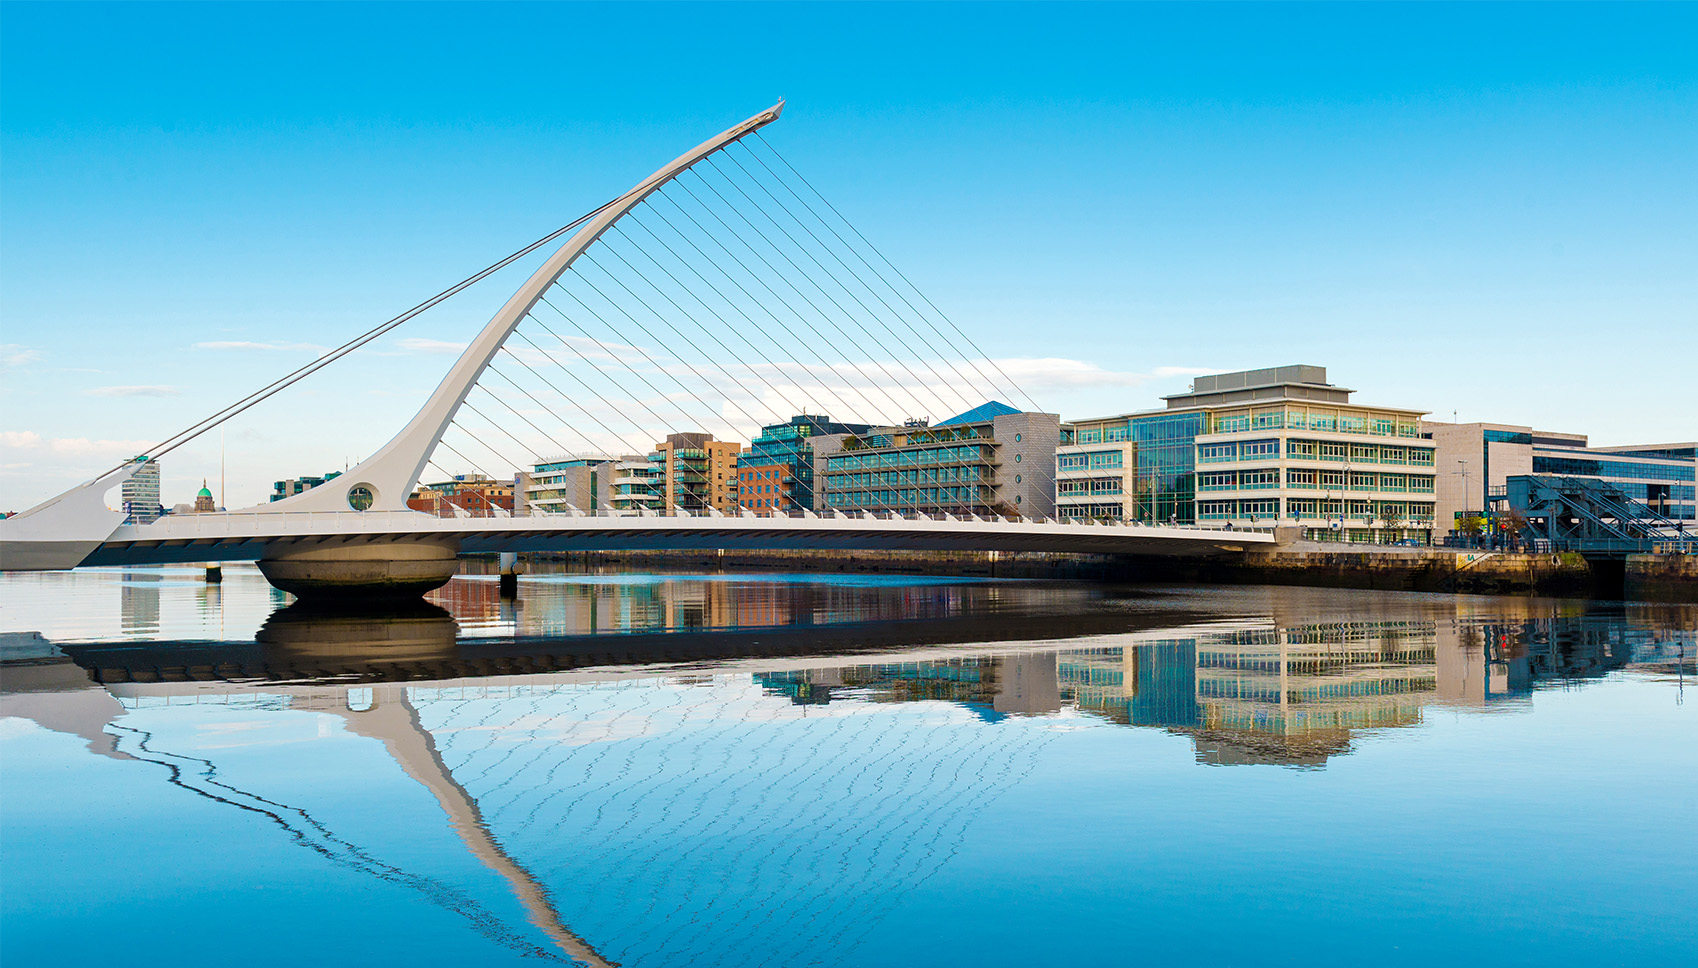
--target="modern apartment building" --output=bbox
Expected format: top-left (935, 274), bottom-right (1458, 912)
top-left (1425, 422), bottom-right (1695, 537)
top-left (519, 456), bottom-right (659, 514)
top-left (1060, 366), bottom-right (1437, 542)
top-left (121, 457), bottom-right (163, 524)
top-left (810, 402), bottom-right (1060, 518)
top-left (736, 414), bottom-right (871, 515)
top-left (651, 433), bottom-right (742, 513)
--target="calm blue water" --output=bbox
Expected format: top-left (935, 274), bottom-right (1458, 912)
top-left (2, 566), bottom-right (1693, 967)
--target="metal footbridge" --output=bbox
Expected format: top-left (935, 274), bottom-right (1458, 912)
top-left (2, 101), bottom-right (1270, 587)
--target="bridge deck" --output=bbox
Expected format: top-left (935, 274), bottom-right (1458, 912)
top-left (77, 510), bottom-right (1271, 567)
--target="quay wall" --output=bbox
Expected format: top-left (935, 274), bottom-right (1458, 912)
top-left (1626, 553), bottom-right (1698, 603)
top-left (506, 546), bottom-right (1697, 602)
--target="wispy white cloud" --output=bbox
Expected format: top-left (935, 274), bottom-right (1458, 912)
top-left (86, 385), bottom-right (180, 398)
top-left (194, 340), bottom-right (327, 353)
top-left (993, 357), bottom-right (1215, 392)
top-left (0, 431), bottom-right (152, 457)
top-left (1, 344), bottom-right (43, 369)
top-left (393, 337), bottom-right (469, 355)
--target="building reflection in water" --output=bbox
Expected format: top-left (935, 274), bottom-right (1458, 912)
top-left (749, 603), bottom-right (1690, 767)
top-left (6, 590), bottom-right (1690, 968)
top-left (431, 565), bottom-right (1081, 638)
top-left (118, 569), bottom-right (162, 638)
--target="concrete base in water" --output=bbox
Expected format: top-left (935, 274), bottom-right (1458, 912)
top-left (257, 540), bottom-right (461, 601)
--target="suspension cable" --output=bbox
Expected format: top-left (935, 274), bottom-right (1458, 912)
top-left (103, 197), bottom-right (621, 478)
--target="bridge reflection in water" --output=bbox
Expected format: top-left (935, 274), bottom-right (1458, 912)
top-left (5, 587), bottom-right (1692, 967)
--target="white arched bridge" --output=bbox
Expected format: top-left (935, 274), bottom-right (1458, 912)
top-left (2, 102), bottom-right (1270, 596)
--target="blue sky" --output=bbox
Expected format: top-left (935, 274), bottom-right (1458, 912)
top-left (3, 2), bottom-right (1694, 510)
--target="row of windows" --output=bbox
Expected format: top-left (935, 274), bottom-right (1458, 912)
top-left (827, 444), bottom-right (995, 472)
top-left (826, 465), bottom-right (986, 490)
top-left (1198, 500), bottom-right (1281, 520)
top-left (1531, 456), bottom-right (1696, 483)
top-left (1207, 408), bottom-right (1421, 438)
top-left (1058, 503), bottom-right (1128, 519)
top-left (1059, 450), bottom-right (1125, 471)
top-left (1198, 438), bottom-right (1436, 465)
top-left (1198, 498), bottom-right (1436, 521)
top-left (1059, 478), bottom-right (1124, 495)
top-left (826, 486), bottom-right (991, 507)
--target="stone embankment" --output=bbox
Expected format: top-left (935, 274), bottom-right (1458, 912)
top-left (513, 544), bottom-right (1697, 602)
top-left (1626, 553), bottom-right (1698, 602)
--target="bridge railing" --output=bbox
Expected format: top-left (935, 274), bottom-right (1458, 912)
top-left (120, 506), bottom-right (1283, 538)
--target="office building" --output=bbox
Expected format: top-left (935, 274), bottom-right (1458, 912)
top-left (520, 456), bottom-right (658, 514)
top-left (651, 433), bottom-right (742, 513)
top-left (1060, 366), bottom-right (1436, 542)
top-left (121, 457), bottom-right (163, 524)
top-left (811, 401), bottom-right (1060, 518)
top-left (736, 414), bottom-right (871, 515)
top-left (1425, 422), bottom-right (1695, 537)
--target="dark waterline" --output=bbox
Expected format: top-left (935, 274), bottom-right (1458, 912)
top-left (2, 566), bottom-right (1693, 967)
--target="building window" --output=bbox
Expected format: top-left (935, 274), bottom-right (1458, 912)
top-left (1213, 412), bottom-right (1251, 434)
top-left (1199, 501), bottom-right (1237, 520)
top-left (1287, 469), bottom-right (1316, 488)
top-left (1199, 443), bottom-right (1236, 463)
top-left (1240, 439), bottom-right (1279, 459)
top-left (1199, 472), bottom-right (1237, 491)
top-left (1240, 470), bottom-right (1279, 490)
top-left (1319, 442), bottom-right (1348, 462)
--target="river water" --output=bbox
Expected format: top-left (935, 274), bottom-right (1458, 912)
top-left (1, 564), bottom-right (1693, 967)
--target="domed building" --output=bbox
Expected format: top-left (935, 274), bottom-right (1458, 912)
top-left (194, 481), bottom-right (217, 513)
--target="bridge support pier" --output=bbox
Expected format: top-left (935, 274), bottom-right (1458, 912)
top-left (257, 538), bottom-right (461, 602)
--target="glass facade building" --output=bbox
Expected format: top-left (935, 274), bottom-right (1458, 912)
top-left (1427, 422), bottom-right (1695, 537)
top-left (735, 415), bottom-right (870, 515)
top-left (121, 457), bottom-right (163, 524)
top-left (1060, 366), bottom-right (1435, 541)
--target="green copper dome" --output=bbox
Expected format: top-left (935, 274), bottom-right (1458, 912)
top-left (198, 485), bottom-right (213, 498)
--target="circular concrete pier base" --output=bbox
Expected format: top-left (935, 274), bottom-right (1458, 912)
top-left (258, 539), bottom-right (461, 601)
